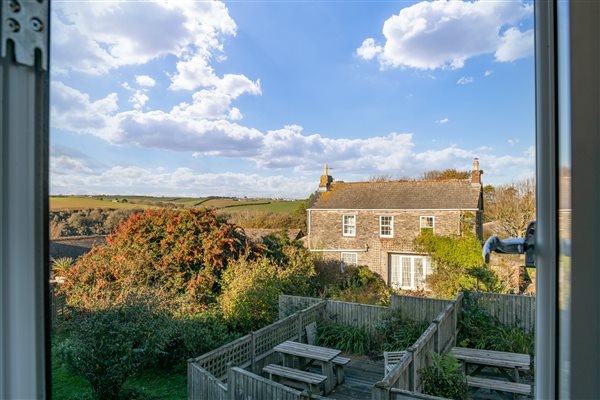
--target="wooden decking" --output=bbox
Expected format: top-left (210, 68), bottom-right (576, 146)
top-left (304, 355), bottom-right (384, 400)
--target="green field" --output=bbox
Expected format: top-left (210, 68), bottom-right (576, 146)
top-left (51, 196), bottom-right (304, 213)
top-left (50, 197), bottom-right (156, 210)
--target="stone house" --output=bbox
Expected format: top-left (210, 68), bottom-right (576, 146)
top-left (306, 161), bottom-right (484, 290)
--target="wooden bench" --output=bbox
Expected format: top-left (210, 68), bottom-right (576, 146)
top-left (332, 356), bottom-right (350, 384)
top-left (466, 376), bottom-right (532, 396)
top-left (263, 364), bottom-right (327, 394)
top-left (384, 351), bottom-right (407, 374)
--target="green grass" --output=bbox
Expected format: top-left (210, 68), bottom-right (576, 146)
top-left (52, 355), bottom-right (187, 400)
top-left (228, 200), bottom-right (304, 213)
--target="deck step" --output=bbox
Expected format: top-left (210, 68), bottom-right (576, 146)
top-left (466, 376), bottom-right (532, 395)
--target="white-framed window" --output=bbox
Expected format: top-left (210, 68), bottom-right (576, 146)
top-left (380, 215), bottom-right (394, 238)
top-left (389, 254), bottom-right (431, 290)
top-left (340, 252), bottom-right (358, 272)
top-left (420, 216), bottom-right (435, 233)
top-left (342, 214), bottom-right (356, 236)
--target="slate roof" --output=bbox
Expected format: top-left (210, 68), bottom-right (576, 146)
top-left (50, 235), bottom-right (106, 261)
top-left (309, 180), bottom-right (482, 210)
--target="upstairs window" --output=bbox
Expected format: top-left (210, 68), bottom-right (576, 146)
top-left (342, 215), bottom-right (356, 236)
top-left (420, 216), bottom-right (435, 233)
top-left (380, 216), bottom-right (394, 238)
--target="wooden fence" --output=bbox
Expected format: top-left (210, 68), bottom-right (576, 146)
top-left (228, 367), bottom-right (306, 400)
top-left (471, 292), bottom-right (536, 333)
top-left (372, 291), bottom-right (464, 399)
top-left (188, 364), bottom-right (227, 400)
top-left (324, 300), bottom-right (389, 334)
top-left (188, 301), bottom-right (326, 399)
top-left (390, 294), bottom-right (451, 323)
top-left (190, 290), bottom-right (533, 399)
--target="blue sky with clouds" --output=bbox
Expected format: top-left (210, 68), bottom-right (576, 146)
top-left (50, 0), bottom-right (535, 198)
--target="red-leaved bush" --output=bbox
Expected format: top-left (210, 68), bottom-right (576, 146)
top-left (60, 208), bottom-right (254, 315)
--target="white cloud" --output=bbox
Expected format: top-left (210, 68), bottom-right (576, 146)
top-left (50, 81), bottom-right (118, 139)
top-left (51, 82), bottom-right (534, 183)
top-left (52, 1), bottom-right (236, 75)
top-left (457, 76), bottom-right (473, 85)
top-left (358, 0), bottom-right (533, 70)
top-left (484, 69), bottom-right (494, 77)
top-left (356, 38), bottom-right (383, 60)
top-left (437, 118), bottom-right (449, 124)
top-left (129, 91), bottom-right (149, 110)
top-left (51, 165), bottom-right (316, 199)
top-left (495, 28), bottom-right (534, 62)
top-left (508, 139), bottom-right (520, 146)
top-left (135, 75), bottom-right (156, 88)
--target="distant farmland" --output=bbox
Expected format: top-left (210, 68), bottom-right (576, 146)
top-left (50, 196), bottom-right (304, 213)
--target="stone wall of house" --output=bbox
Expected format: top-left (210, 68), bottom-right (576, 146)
top-left (308, 209), bottom-right (464, 283)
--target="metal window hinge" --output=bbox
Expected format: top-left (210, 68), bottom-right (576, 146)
top-left (2, 0), bottom-right (48, 70)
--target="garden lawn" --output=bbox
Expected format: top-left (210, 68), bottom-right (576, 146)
top-left (52, 353), bottom-right (186, 400)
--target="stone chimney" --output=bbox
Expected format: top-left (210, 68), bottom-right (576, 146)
top-left (471, 158), bottom-right (483, 186)
top-left (318, 163), bottom-right (333, 191)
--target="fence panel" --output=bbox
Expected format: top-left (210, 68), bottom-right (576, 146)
top-left (474, 292), bottom-right (536, 332)
top-left (433, 304), bottom-right (456, 355)
top-left (187, 363), bottom-right (227, 400)
top-left (228, 367), bottom-right (303, 400)
top-left (390, 295), bottom-right (450, 323)
top-left (324, 300), bottom-right (389, 334)
top-left (279, 295), bottom-right (324, 319)
top-left (191, 334), bottom-right (253, 380)
top-left (409, 324), bottom-right (437, 392)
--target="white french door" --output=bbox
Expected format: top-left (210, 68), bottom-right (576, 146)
top-left (389, 254), bottom-right (429, 290)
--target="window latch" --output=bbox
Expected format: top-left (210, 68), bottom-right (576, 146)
top-left (482, 220), bottom-right (536, 267)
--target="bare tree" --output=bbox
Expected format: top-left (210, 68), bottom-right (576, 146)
top-left (485, 178), bottom-right (536, 238)
top-left (421, 169), bottom-right (470, 180)
top-left (369, 174), bottom-right (394, 182)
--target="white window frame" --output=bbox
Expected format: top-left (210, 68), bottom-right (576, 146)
top-left (420, 216), bottom-right (435, 232)
top-left (389, 254), bottom-right (430, 290)
top-left (342, 214), bottom-right (356, 237)
top-left (340, 252), bottom-right (358, 272)
top-left (379, 215), bottom-right (394, 238)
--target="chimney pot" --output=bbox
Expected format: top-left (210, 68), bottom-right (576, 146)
top-left (471, 158), bottom-right (482, 186)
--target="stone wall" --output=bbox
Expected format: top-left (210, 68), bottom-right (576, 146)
top-left (308, 209), bottom-right (464, 282)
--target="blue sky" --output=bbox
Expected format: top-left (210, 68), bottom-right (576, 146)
top-left (50, 0), bottom-right (535, 198)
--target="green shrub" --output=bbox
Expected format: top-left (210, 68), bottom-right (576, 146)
top-left (419, 353), bottom-right (470, 400)
top-left (317, 323), bottom-right (371, 354)
top-left (321, 265), bottom-right (392, 305)
top-left (159, 308), bottom-right (238, 372)
top-left (372, 309), bottom-right (429, 354)
top-left (457, 291), bottom-right (534, 355)
top-left (56, 299), bottom-right (170, 400)
top-left (219, 245), bottom-right (315, 333)
top-left (415, 232), bottom-right (504, 298)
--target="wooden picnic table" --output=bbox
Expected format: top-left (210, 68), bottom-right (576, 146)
top-left (451, 347), bottom-right (532, 397)
top-left (273, 340), bottom-right (341, 394)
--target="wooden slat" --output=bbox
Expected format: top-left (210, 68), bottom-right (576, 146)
top-left (332, 356), bottom-right (350, 365)
top-left (451, 347), bottom-right (530, 369)
top-left (274, 341), bottom-right (340, 362)
top-left (263, 364), bottom-right (327, 385)
top-left (466, 376), bottom-right (532, 395)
